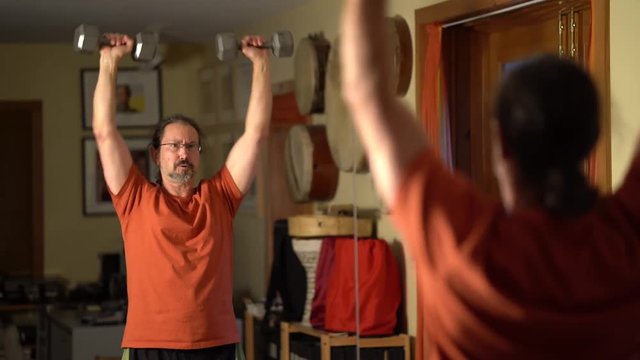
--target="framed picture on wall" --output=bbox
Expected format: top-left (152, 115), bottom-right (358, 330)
top-left (82, 137), bottom-right (157, 216)
top-left (81, 68), bottom-right (162, 129)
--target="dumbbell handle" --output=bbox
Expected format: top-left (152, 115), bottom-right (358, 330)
top-left (238, 42), bottom-right (274, 50)
top-left (96, 33), bottom-right (156, 61)
top-left (215, 31), bottom-right (293, 61)
top-left (97, 35), bottom-right (135, 49)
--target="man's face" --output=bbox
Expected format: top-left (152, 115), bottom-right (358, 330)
top-left (156, 122), bottom-right (201, 185)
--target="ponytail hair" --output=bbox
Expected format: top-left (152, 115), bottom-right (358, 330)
top-left (494, 55), bottom-right (599, 215)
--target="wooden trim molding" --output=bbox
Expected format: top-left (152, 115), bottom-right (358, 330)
top-left (589, 0), bottom-right (611, 191)
top-left (0, 100), bottom-right (44, 277)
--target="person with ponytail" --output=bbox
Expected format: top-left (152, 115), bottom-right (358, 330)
top-left (493, 56), bottom-right (600, 216)
top-left (340, 0), bottom-right (640, 357)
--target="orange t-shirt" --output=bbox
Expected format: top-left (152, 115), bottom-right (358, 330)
top-left (111, 165), bottom-right (243, 349)
top-left (392, 149), bottom-right (640, 359)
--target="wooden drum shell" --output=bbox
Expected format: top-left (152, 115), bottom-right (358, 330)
top-left (285, 124), bottom-right (339, 202)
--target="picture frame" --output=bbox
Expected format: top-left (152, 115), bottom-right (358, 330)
top-left (81, 68), bottom-right (162, 129)
top-left (82, 137), bottom-right (158, 216)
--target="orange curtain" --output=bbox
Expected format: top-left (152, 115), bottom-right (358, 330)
top-left (417, 23), bottom-right (451, 359)
top-left (422, 24), bottom-right (443, 157)
top-left (421, 24), bottom-right (453, 166)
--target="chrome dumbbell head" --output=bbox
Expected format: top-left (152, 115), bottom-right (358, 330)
top-left (73, 24), bottom-right (159, 63)
top-left (271, 31), bottom-right (294, 58)
top-left (74, 24), bottom-right (101, 53)
top-left (216, 33), bottom-right (240, 62)
top-left (133, 32), bottom-right (158, 62)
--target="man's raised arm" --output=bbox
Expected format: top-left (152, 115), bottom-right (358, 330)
top-left (93, 34), bottom-right (134, 195)
top-left (340, 0), bottom-right (427, 206)
top-left (225, 36), bottom-right (272, 193)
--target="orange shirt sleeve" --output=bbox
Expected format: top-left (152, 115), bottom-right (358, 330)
top-left (209, 166), bottom-right (244, 218)
top-left (391, 149), bottom-right (498, 270)
top-left (109, 164), bottom-right (149, 218)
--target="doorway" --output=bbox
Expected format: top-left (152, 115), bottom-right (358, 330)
top-left (0, 101), bottom-right (43, 278)
top-left (421, 0), bottom-right (604, 197)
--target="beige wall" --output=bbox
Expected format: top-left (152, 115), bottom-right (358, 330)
top-left (610, 0), bottom-right (640, 189)
top-left (0, 43), bottom-right (206, 285)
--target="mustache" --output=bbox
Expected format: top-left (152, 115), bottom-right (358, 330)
top-left (174, 160), bottom-right (193, 169)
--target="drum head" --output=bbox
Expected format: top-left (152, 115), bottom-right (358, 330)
top-left (285, 124), bottom-right (339, 202)
top-left (324, 37), bottom-right (369, 173)
top-left (387, 15), bottom-right (413, 97)
top-left (294, 35), bottom-right (331, 116)
top-left (286, 125), bottom-right (314, 201)
top-left (294, 38), bottom-right (319, 116)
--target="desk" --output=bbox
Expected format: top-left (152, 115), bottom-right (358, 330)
top-left (0, 303), bottom-right (42, 359)
top-left (42, 309), bottom-right (124, 360)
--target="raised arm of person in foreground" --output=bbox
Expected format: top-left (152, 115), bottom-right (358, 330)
top-left (339, 0), bottom-right (427, 207)
top-left (93, 34), bottom-right (134, 195)
top-left (225, 36), bottom-right (272, 194)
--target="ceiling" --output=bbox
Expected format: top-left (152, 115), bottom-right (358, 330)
top-left (0, 0), bottom-right (309, 43)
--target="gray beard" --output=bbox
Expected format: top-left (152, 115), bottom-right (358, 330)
top-left (167, 170), bottom-right (193, 184)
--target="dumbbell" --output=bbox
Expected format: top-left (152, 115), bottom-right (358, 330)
top-left (73, 24), bottom-right (158, 63)
top-left (215, 31), bottom-right (294, 62)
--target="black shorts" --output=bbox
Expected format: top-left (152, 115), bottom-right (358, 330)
top-left (125, 344), bottom-right (236, 360)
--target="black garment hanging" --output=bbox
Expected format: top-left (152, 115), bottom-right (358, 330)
top-left (263, 219), bottom-right (307, 323)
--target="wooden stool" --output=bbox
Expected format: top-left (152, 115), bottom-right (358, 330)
top-left (244, 310), bottom-right (258, 360)
top-left (280, 321), bottom-right (410, 360)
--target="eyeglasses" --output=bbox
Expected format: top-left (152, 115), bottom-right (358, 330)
top-left (159, 142), bottom-right (202, 153)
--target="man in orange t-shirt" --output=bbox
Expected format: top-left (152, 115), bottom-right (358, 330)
top-left (92, 33), bottom-right (271, 359)
top-left (339, 0), bottom-right (640, 358)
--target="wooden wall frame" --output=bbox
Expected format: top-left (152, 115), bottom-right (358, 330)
top-left (0, 101), bottom-right (43, 278)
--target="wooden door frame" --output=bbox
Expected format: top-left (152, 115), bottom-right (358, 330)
top-left (415, 0), bottom-right (611, 191)
top-left (0, 101), bottom-right (44, 277)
